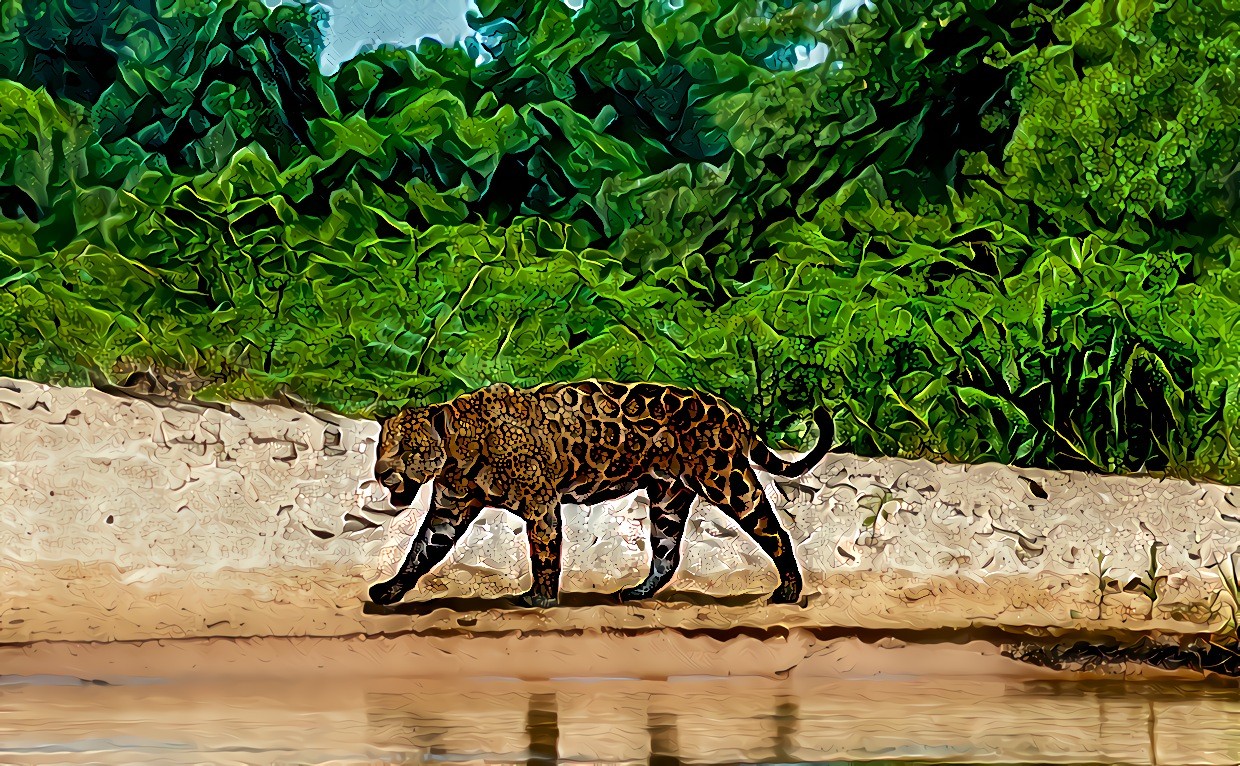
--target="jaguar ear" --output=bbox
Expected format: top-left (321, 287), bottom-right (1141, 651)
top-left (376, 411), bottom-right (399, 446)
top-left (428, 403), bottom-right (450, 442)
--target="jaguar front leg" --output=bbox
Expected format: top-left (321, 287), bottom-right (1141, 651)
top-left (515, 500), bottom-right (563, 609)
top-left (368, 484), bottom-right (485, 606)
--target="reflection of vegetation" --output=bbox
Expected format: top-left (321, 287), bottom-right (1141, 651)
top-left (1, 0), bottom-right (1239, 480)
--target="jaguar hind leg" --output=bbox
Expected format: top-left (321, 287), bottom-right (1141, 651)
top-left (737, 498), bottom-right (803, 604)
top-left (694, 458), bottom-right (804, 605)
top-left (617, 480), bottom-right (696, 602)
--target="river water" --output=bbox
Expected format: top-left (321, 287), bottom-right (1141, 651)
top-left (1, 673), bottom-right (1238, 765)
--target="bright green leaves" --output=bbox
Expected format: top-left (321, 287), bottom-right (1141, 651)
top-left (0, 80), bottom-right (83, 220)
top-left (999, 0), bottom-right (1240, 242)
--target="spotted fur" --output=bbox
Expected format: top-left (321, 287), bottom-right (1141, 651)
top-left (369, 380), bottom-right (833, 608)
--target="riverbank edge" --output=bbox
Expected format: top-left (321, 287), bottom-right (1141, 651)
top-left (1, 626), bottom-right (1231, 684)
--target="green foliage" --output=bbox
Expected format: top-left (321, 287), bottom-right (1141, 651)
top-left (0, 0), bottom-right (1239, 484)
top-left (997, 0), bottom-right (1240, 242)
top-left (0, 0), bottom-right (326, 182)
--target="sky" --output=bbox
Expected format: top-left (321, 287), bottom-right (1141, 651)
top-left (264, 0), bottom-right (474, 75)
top-left (264, 0), bottom-right (871, 76)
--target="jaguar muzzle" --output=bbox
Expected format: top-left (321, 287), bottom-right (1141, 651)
top-left (376, 456), bottom-right (420, 506)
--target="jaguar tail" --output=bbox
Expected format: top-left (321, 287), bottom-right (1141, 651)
top-left (749, 407), bottom-right (834, 477)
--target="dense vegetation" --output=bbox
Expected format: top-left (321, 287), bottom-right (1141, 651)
top-left (0, 0), bottom-right (1238, 481)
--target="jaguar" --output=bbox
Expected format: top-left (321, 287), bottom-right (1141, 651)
top-left (368, 380), bottom-right (833, 608)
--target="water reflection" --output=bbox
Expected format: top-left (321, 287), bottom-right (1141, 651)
top-left (1, 675), bottom-right (1238, 764)
top-left (528, 692), bottom-right (560, 766)
top-left (648, 707), bottom-right (680, 766)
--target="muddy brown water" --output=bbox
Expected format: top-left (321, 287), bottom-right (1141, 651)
top-left (1, 635), bottom-right (1237, 765)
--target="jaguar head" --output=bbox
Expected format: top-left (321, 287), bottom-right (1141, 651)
top-left (375, 404), bottom-right (448, 506)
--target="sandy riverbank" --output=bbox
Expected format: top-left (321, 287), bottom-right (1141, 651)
top-left (2, 376), bottom-right (1239, 646)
